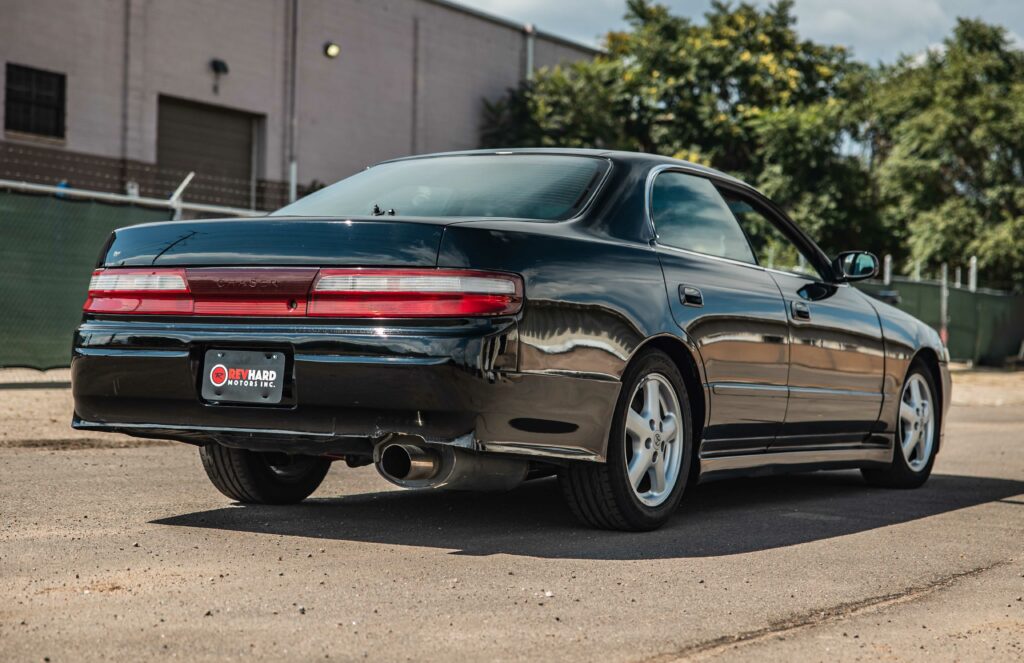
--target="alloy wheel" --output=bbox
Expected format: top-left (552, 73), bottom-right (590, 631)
top-left (898, 373), bottom-right (935, 472)
top-left (623, 373), bottom-right (683, 506)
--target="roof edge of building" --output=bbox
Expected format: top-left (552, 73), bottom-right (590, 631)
top-left (421, 0), bottom-right (604, 56)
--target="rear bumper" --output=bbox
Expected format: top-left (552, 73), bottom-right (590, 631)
top-left (71, 317), bottom-right (619, 462)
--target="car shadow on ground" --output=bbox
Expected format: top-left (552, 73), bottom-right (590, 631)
top-left (152, 471), bottom-right (1024, 560)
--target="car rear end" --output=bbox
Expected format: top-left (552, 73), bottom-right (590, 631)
top-left (71, 153), bottom-right (619, 470)
top-left (72, 220), bottom-right (526, 458)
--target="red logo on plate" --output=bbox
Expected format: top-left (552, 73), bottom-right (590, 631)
top-left (209, 364), bottom-right (228, 387)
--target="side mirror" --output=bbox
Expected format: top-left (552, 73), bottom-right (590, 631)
top-left (832, 251), bottom-right (878, 282)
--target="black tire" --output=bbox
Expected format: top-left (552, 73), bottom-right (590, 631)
top-left (862, 360), bottom-right (940, 489)
top-left (199, 444), bottom-right (331, 504)
top-left (559, 349), bottom-right (694, 531)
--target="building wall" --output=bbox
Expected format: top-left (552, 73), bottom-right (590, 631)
top-left (0, 0), bottom-right (596, 207)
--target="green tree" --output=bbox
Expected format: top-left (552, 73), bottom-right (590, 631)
top-left (869, 19), bottom-right (1024, 288)
top-left (481, 1), bottom-right (882, 257)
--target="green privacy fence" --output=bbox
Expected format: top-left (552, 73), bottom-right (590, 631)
top-left (2, 188), bottom-right (1021, 368)
top-left (858, 279), bottom-right (1024, 365)
top-left (0, 191), bottom-right (172, 369)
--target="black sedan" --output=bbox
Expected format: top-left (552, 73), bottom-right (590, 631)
top-left (72, 149), bottom-right (950, 531)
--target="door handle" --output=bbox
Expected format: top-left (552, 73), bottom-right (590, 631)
top-left (679, 285), bottom-right (703, 307)
top-left (791, 300), bottom-right (811, 321)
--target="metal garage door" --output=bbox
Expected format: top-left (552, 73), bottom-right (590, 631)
top-left (157, 96), bottom-right (256, 208)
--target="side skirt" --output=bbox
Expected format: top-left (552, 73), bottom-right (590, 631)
top-left (698, 444), bottom-right (892, 483)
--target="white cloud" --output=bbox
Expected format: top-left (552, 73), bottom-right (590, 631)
top-left (453, 0), bottom-right (1024, 62)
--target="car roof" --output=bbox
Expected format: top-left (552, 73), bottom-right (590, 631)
top-left (379, 147), bottom-right (749, 188)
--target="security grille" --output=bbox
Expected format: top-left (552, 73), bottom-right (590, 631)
top-left (4, 63), bottom-right (66, 138)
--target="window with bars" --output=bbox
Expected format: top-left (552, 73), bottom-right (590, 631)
top-left (4, 63), bottom-right (66, 139)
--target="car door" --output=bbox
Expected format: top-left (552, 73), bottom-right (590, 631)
top-left (649, 169), bottom-right (790, 456)
top-left (720, 188), bottom-right (886, 448)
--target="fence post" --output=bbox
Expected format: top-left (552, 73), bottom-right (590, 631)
top-left (954, 266), bottom-right (962, 288)
top-left (913, 260), bottom-right (921, 281)
top-left (169, 171), bottom-right (195, 221)
top-left (883, 254), bottom-right (892, 285)
top-left (969, 255), bottom-right (978, 292)
top-left (940, 263), bottom-right (949, 346)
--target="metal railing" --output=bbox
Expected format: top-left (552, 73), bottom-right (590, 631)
top-left (0, 175), bottom-right (265, 219)
top-left (0, 178), bottom-right (265, 368)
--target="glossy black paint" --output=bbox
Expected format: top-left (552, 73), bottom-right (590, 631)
top-left (103, 218), bottom-right (448, 267)
top-left (72, 148), bottom-right (950, 474)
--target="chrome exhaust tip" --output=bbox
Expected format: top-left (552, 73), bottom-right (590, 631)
top-left (379, 443), bottom-right (440, 482)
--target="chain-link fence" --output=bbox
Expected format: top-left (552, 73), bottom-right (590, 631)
top-left (0, 183), bottom-right (261, 369)
top-left (0, 191), bottom-right (169, 368)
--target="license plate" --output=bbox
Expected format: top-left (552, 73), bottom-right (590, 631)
top-left (202, 349), bottom-right (286, 404)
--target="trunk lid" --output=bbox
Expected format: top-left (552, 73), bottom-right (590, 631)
top-left (101, 217), bottom-right (453, 267)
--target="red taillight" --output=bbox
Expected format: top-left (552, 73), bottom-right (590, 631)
top-left (84, 268), bottom-right (192, 314)
top-left (84, 267), bottom-right (523, 318)
top-left (309, 269), bottom-right (523, 317)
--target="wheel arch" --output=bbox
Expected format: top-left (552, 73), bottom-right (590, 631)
top-left (911, 348), bottom-right (943, 407)
top-left (909, 347), bottom-right (944, 451)
top-left (629, 335), bottom-right (707, 456)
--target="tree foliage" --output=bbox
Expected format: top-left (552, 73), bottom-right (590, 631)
top-left (480, 1), bottom-right (1024, 289)
top-left (869, 19), bottom-right (1024, 288)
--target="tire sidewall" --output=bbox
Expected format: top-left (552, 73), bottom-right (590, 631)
top-left (605, 351), bottom-right (693, 529)
top-left (889, 361), bottom-right (940, 482)
top-left (233, 449), bottom-right (330, 503)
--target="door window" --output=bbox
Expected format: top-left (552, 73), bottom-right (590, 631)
top-left (722, 193), bottom-right (822, 279)
top-left (650, 172), bottom-right (756, 264)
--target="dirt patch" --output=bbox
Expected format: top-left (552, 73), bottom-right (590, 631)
top-left (950, 369), bottom-right (1024, 407)
top-left (0, 370), bottom-right (163, 449)
top-left (3, 438), bottom-right (174, 450)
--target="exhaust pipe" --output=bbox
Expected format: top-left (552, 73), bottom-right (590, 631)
top-left (375, 437), bottom-right (528, 492)
top-left (379, 443), bottom-right (440, 481)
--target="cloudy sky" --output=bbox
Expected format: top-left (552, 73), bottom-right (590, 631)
top-left (457, 0), bottom-right (1024, 63)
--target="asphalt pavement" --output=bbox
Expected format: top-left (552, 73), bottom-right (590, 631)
top-left (1, 397), bottom-right (1022, 661)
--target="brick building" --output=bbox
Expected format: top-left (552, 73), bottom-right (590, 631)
top-left (0, 0), bottom-right (595, 209)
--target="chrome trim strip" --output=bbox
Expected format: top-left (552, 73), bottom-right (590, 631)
top-left (788, 386), bottom-right (883, 401)
top-left (294, 353), bottom-right (449, 366)
top-left (481, 441), bottom-right (603, 462)
top-left (710, 382), bottom-right (788, 397)
top-left (73, 419), bottom-right (336, 438)
top-left (708, 382), bottom-right (882, 401)
top-left (700, 446), bottom-right (892, 474)
top-left (519, 368), bottom-right (620, 382)
top-left (763, 265), bottom-right (824, 279)
top-left (653, 241), bottom-right (766, 271)
top-left (75, 348), bottom-right (189, 359)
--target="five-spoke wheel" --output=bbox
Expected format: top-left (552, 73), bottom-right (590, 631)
top-left (560, 349), bottom-right (693, 530)
top-left (863, 360), bottom-right (939, 488)
top-left (898, 373), bottom-right (935, 472)
top-left (624, 373), bottom-right (684, 507)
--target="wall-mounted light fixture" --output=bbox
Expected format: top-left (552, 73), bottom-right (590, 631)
top-left (209, 58), bottom-right (229, 94)
top-left (323, 41), bottom-right (341, 59)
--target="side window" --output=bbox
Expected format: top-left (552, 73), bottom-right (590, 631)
top-left (722, 193), bottom-right (822, 279)
top-left (651, 172), bottom-right (756, 264)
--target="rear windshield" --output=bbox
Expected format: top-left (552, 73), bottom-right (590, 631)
top-left (271, 154), bottom-right (608, 221)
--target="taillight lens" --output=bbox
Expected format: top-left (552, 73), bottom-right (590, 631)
top-left (309, 269), bottom-right (523, 317)
top-left (83, 267), bottom-right (523, 318)
top-left (84, 268), bottom-right (192, 314)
